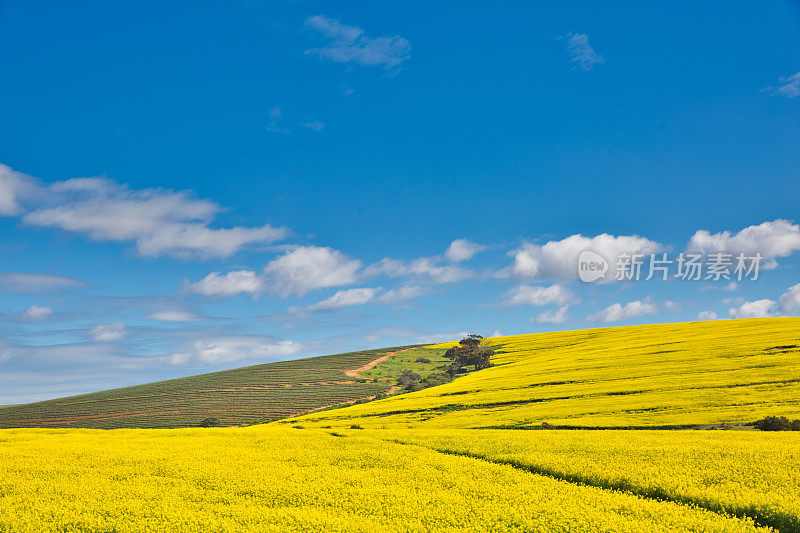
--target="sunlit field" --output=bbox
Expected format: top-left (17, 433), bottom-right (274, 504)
top-left (0, 426), bottom-right (778, 533)
top-left (2, 318), bottom-right (799, 532)
top-left (293, 318), bottom-right (800, 429)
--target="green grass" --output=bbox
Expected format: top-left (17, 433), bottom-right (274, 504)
top-left (0, 345), bottom-right (421, 429)
top-left (362, 347), bottom-right (451, 380)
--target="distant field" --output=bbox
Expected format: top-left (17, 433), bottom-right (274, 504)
top-left (0, 346), bottom-right (419, 429)
top-left (292, 318), bottom-right (800, 429)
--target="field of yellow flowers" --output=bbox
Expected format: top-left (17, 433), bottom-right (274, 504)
top-left (294, 318), bottom-right (800, 429)
top-left (0, 426), bottom-right (781, 532)
top-left (2, 318), bottom-right (798, 532)
top-left (383, 428), bottom-right (800, 532)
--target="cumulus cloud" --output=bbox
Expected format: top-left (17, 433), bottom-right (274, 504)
top-left (444, 239), bottom-right (486, 262)
top-left (564, 32), bottom-right (604, 71)
top-left (502, 233), bottom-right (661, 282)
top-left (729, 299), bottom-right (776, 319)
top-left (21, 305), bottom-right (53, 322)
top-left (264, 246), bottom-right (361, 297)
top-left (535, 305), bottom-right (570, 324)
top-left (0, 272), bottom-right (88, 294)
top-left (307, 287), bottom-right (381, 310)
top-left (504, 284), bottom-right (573, 306)
top-left (0, 163), bottom-right (288, 259)
top-left (697, 311), bottom-right (719, 321)
top-left (90, 322), bottom-right (126, 342)
top-left (763, 71), bottom-right (800, 98)
top-left (687, 219), bottom-right (800, 268)
top-left (588, 299), bottom-right (657, 323)
top-left (169, 336), bottom-right (302, 365)
top-left (306, 15), bottom-right (411, 68)
top-left (146, 310), bottom-right (205, 322)
top-left (779, 283), bottom-right (800, 314)
top-left (189, 270), bottom-right (264, 298)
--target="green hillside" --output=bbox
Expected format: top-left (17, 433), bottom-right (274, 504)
top-left (0, 345), bottom-right (421, 429)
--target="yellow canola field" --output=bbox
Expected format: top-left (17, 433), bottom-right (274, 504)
top-left (294, 318), bottom-right (800, 429)
top-left (0, 426), bottom-right (772, 532)
top-left (381, 428), bottom-right (800, 533)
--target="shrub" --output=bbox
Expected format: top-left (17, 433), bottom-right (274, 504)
top-left (422, 372), bottom-right (453, 388)
top-left (397, 370), bottom-right (422, 388)
top-left (200, 417), bottom-right (221, 428)
top-left (415, 356), bottom-right (431, 364)
top-left (292, 425), bottom-right (304, 429)
top-left (754, 416), bottom-right (800, 431)
top-left (349, 424), bottom-right (363, 430)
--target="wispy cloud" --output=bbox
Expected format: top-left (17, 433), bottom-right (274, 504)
top-left (21, 305), bottom-right (53, 322)
top-left (266, 106), bottom-right (290, 133)
top-left (89, 322), bottom-right (127, 342)
top-left (0, 163), bottom-right (288, 259)
top-left (762, 71), bottom-right (800, 98)
top-left (0, 271), bottom-right (88, 293)
top-left (588, 298), bottom-right (657, 323)
top-left (305, 15), bottom-right (411, 69)
top-left (169, 336), bottom-right (302, 365)
top-left (301, 121), bottom-right (325, 131)
top-left (563, 32), bottom-right (604, 71)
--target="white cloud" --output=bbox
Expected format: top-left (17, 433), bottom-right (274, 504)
top-left (378, 285), bottom-right (423, 303)
top-left (189, 270), bottom-right (264, 298)
top-left (729, 299), bottom-right (776, 319)
top-left (697, 311), bottom-right (719, 321)
top-left (502, 233), bottom-right (661, 282)
top-left (763, 71), bottom-right (800, 98)
top-left (1, 163), bottom-right (289, 259)
top-left (90, 322), bottom-right (126, 342)
top-left (0, 272), bottom-right (88, 293)
top-left (504, 284), bottom-right (573, 306)
top-left (724, 282), bottom-right (739, 292)
top-left (169, 336), bottom-right (302, 365)
top-left (0, 164), bottom-right (41, 216)
top-left (306, 15), bottom-right (410, 68)
top-left (264, 246), bottom-right (361, 297)
top-left (307, 287), bottom-right (381, 310)
top-left (146, 310), bottom-right (205, 322)
top-left (365, 257), bottom-right (472, 284)
top-left (564, 32), bottom-right (604, 71)
top-left (779, 283), bottom-right (800, 314)
top-left (444, 239), bottom-right (486, 262)
top-left (588, 299), bottom-right (657, 323)
top-left (687, 219), bottom-right (800, 268)
top-left (21, 305), bottom-right (53, 322)
top-left (535, 305), bottom-right (570, 324)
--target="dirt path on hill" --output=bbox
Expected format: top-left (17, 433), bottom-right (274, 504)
top-left (344, 348), bottom-right (413, 379)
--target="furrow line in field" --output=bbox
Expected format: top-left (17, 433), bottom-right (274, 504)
top-left (381, 437), bottom-right (792, 533)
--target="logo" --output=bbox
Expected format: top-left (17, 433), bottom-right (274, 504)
top-left (578, 250), bottom-right (608, 283)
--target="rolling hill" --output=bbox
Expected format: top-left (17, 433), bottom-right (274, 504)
top-left (0, 345), bottom-right (425, 429)
top-left (291, 317), bottom-right (800, 430)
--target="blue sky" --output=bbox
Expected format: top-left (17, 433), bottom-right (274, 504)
top-left (1, 0), bottom-right (799, 403)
